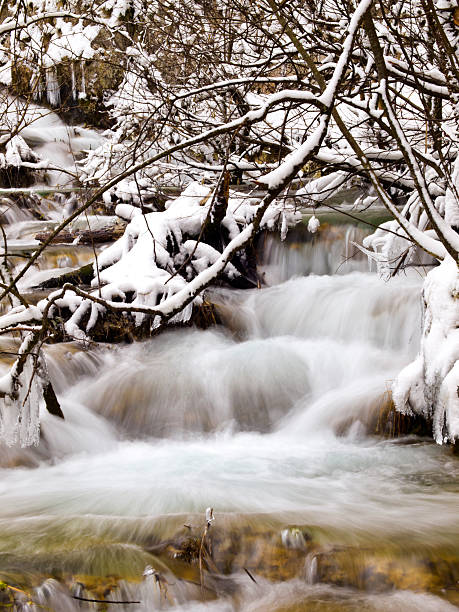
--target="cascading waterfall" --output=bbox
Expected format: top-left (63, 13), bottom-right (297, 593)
top-left (258, 225), bottom-right (370, 284)
top-left (0, 93), bottom-right (103, 189)
top-left (0, 226), bottom-right (458, 611)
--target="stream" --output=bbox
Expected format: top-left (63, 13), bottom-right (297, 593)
top-left (0, 223), bottom-right (458, 611)
top-left (0, 103), bottom-right (458, 610)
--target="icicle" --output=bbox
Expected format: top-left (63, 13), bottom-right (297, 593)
top-left (80, 60), bottom-right (86, 99)
top-left (16, 352), bottom-right (42, 447)
top-left (280, 212), bottom-right (288, 241)
top-left (45, 68), bottom-right (61, 106)
top-left (30, 68), bottom-right (44, 101)
top-left (305, 553), bottom-right (318, 584)
top-left (71, 62), bottom-right (77, 101)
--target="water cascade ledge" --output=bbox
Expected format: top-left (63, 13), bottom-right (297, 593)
top-left (0, 227), bottom-right (457, 610)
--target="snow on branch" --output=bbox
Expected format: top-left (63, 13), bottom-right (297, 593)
top-left (0, 180), bottom-right (301, 445)
top-left (0, 12), bottom-right (82, 35)
top-left (258, 0), bottom-right (372, 189)
top-left (40, 181), bottom-right (300, 338)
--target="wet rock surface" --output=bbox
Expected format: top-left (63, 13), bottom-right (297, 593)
top-left (1, 517), bottom-right (458, 609)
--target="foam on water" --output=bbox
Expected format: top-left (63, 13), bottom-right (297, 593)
top-left (0, 432), bottom-right (458, 539)
top-left (215, 271), bottom-right (422, 354)
top-left (0, 257), bottom-right (448, 540)
top-left (0, 223), bottom-right (456, 610)
top-left (29, 576), bottom-right (459, 612)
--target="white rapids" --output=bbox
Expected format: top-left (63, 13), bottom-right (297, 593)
top-left (0, 229), bottom-right (457, 611)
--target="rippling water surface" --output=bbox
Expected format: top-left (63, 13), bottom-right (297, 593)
top-left (1, 227), bottom-right (458, 611)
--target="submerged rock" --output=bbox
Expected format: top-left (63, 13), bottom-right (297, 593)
top-left (1, 515), bottom-right (459, 609)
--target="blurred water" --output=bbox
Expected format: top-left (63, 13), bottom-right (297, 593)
top-left (0, 93), bottom-right (102, 188)
top-left (0, 225), bottom-right (457, 611)
top-left (258, 225), bottom-right (370, 283)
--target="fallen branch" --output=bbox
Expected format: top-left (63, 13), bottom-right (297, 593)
top-left (35, 226), bottom-right (125, 245)
top-left (71, 595), bottom-right (140, 604)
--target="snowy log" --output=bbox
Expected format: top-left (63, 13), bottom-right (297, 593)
top-left (35, 226), bottom-right (125, 245)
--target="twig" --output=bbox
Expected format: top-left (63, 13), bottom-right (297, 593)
top-left (71, 595), bottom-right (140, 604)
top-left (244, 567), bottom-right (258, 583)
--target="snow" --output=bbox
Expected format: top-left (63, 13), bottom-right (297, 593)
top-left (183, 240), bottom-right (240, 279)
top-left (379, 81), bottom-right (459, 255)
top-left (15, 182), bottom-right (299, 342)
top-left (4, 136), bottom-right (38, 167)
top-left (43, 22), bottom-right (99, 68)
top-left (393, 255), bottom-right (459, 443)
top-left (297, 172), bottom-right (348, 204)
top-left (318, 0), bottom-right (373, 107)
top-left (307, 215), bottom-right (320, 234)
top-left (257, 0), bottom-right (372, 191)
top-left (0, 332), bottom-right (43, 447)
top-left (0, 305), bottom-right (43, 330)
top-left (115, 203), bottom-right (142, 221)
top-left (0, 11), bottom-right (79, 35)
top-left (0, 0), bottom-right (458, 449)
top-left (258, 116), bottom-right (329, 189)
top-left (445, 157), bottom-right (459, 228)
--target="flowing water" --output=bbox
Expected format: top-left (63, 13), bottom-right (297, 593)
top-left (0, 227), bottom-right (458, 611)
top-left (0, 92), bottom-right (101, 189)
